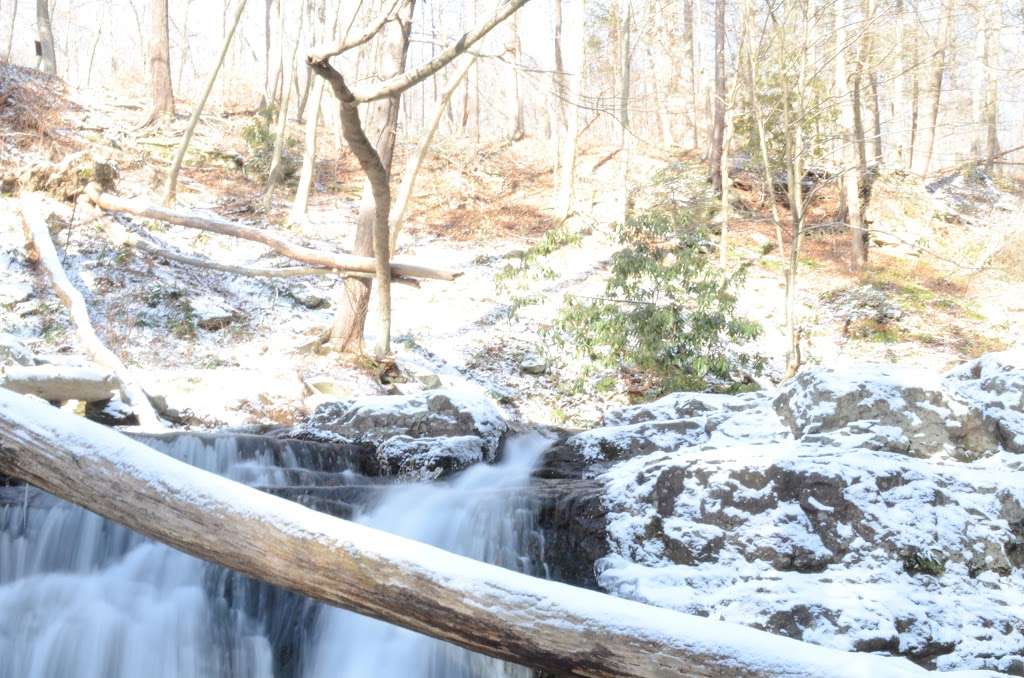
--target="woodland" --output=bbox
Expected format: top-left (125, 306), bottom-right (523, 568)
top-left (0, 0), bottom-right (1023, 676)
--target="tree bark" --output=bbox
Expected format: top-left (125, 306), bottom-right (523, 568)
top-left (145, 0), bottom-right (175, 124)
top-left (836, 0), bottom-right (867, 271)
top-left (263, 3), bottom-right (302, 211)
top-left (35, 0), bottom-right (57, 75)
top-left (19, 194), bottom-right (162, 428)
top-left (85, 184), bottom-right (455, 281)
top-left (162, 0), bottom-right (248, 206)
top-left (556, 0), bottom-right (585, 220)
top-left (709, 0), bottom-right (726, 191)
top-left (912, 0), bottom-right (950, 178)
top-left (0, 389), bottom-right (943, 678)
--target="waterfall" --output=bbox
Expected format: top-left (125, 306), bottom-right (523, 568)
top-left (0, 431), bottom-right (551, 678)
top-left (305, 432), bottom-right (550, 678)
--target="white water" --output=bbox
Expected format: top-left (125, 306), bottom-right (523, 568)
top-left (0, 432), bottom-right (550, 678)
top-left (305, 432), bottom-right (550, 678)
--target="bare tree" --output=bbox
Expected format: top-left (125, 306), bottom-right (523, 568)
top-left (308, 0), bottom-right (537, 356)
top-left (35, 0), bottom-right (57, 74)
top-left (144, 0), bottom-right (175, 125)
top-left (162, 0), bottom-right (249, 206)
top-left (836, 0), bottom-right (867, 271)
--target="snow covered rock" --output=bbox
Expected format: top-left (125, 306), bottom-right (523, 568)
top-left (0, 332), bottom-right (33, 367)
top-left (586, 356), bottom-right (1024, 674)
top-left (944, 351), bottom-right (1024, 454)
top-left (773, 365), bottom-right (999, 459)
top-left (297, 389), bottom-right (508, 477)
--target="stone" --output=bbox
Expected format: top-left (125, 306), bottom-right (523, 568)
top-left (773, 365), bottom-right (999, 458)
top-left (286, 284), bottom-right (329, 310)
top-left (299, 389), bottom-right (508, 463)
top-left (519, 353), bottom-right (547, 375)
top-left (944, 350), bottom-right (1024, 453)
top-left (373, 435), bottom-right (487, 480)
top-left (189, 297), bottom-right (240, 331)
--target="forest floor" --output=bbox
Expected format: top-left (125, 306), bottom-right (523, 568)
top-left (2, 64), bottom-right (1023, 429)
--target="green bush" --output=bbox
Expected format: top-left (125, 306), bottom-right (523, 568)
top-left (241, 105), bottom-right (299, 180)
top-left (556, 170), bottom-right (763, 393)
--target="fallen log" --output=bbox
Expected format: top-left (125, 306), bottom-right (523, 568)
top-left (100, 215), bottom-right (420, 287)
top-left (0, 364), bottom-right (116, 402)
top-left (20, 194), bottom-right (163, 428)
top-left (84, 184), bottom-right (459, 282)
top-left (0, 388), bottom-right (940, 678)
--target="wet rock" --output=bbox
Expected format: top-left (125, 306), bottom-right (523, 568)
top-left (373, 435), bottom-right (487, 480)
top-left (534, 478), bottom-right (607, 589)
top-left (298, 389), bottom-right (508, 466)
top-left (85, 397), bottom-right (139, 427)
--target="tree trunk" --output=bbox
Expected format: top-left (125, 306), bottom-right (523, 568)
top-left (35, 0), bottom-right (57, 75)
top-left (0, 365), bottom-right (117, 403)
top-left (323, 0), bottom-right (415, 356)
top-left (912, 0), bottom-right (950, 178)
top-left (556, 0), bottom-right (585, 220)
top-left (836, 0), bottom-right (866, 271)
top-left (162, 0), bottom-right (248, 206)
top-left (145, 0), bottom-right (175, 124)
top-left (709, 0), bottom-right (726, 190)
top-left (263, 3), bottom-right (302, 211)
top-left (0, 389), bottom-right (943, 678)
top-left (5, 0), bottom-right (18, 63)
top-left (19, 194), bottom-right (162, 428)
top-left (618, 0), bottom-right (632, 224)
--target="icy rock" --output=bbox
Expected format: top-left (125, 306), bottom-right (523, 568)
top-left (300, 389), bottom-right (508, 463)
top-left (773, 365), bottom-right (999, 458)
top-left (519, 353), bottom-right (548, 375)
top-left (604, 391), bottom-right (768, 426)
top-left (373, 435), bottom-right (487, 479)
top-left (85, 396), bottom-right (139, 426)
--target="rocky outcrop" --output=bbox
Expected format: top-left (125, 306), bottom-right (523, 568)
top-left (590, 357), bottom-right (1024, 675)
top-left (294, 389), bottom-right (508, 479)
top-left (773, 365), bottom-right (1002, 459)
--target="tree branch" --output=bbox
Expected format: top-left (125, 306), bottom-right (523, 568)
top-left (307, 0), bottom-right (407, 61)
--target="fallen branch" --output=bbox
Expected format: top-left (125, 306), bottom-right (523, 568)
top-left (19, 194), bottom-right (162, 428)
top-left (0, 364), bottom-right (116, 402)
top-left (85, 184), bottom-right (457, 282)
top-left (100, 216), bottom-right (420, 287)
top-left (0, 389), bottom-right (941, 678)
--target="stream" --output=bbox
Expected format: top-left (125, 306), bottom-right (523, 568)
top-left (0, 431), bottom-right (552, 678)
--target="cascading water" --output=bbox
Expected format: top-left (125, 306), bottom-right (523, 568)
top-left (0, 430), bottom-right (551, 678)
top-left (305, 432), bottom-right (550, 678)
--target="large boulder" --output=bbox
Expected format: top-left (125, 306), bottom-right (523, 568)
top-left (944, 351), bottom-right (1024, 454)
top-left (598, 440), bottom-right (1024, 674)
top-left (588, 355), bottom-right (1024, 674)
top-left (773, 365), bottom-right (1000, 459)
top-left (295, 389), bottom-right (508, 478)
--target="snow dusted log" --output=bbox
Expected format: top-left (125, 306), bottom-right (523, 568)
top-left (84, 184), bottom-right (458, 282)
top-left (19, 194), bottom-right (163, 428)
top-left (99, 214), bottom-right (420, 287)
top-left (0, 389), bottom-right (943, 678)
top-left (0, 364), bottom-right (117, 403)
